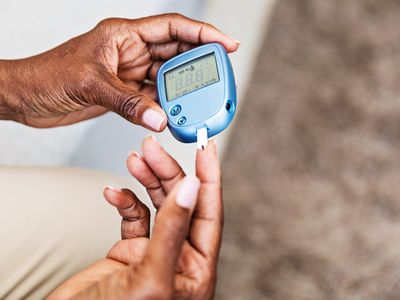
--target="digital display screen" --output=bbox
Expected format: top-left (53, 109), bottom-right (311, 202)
top-left (164, 53), bottom-right (220, 101)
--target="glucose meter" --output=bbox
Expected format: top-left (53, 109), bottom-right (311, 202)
top-left (157, 43), bottom-right (237, 148)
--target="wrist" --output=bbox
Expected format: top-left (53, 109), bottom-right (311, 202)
top-left (0, 60), bottom-right (22, 121)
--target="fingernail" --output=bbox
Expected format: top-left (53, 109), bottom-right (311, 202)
top-left (209, 139), bottom-right (217, 149)
top-left (142, 109), bottom-right (166, 131)
top-left (145, 133), bottom-right (157, 142)
top-left (128, 151), bottom-right (142, 159)
top-left (176, 176), bottom-right (201, 209)
top-left (105, 185), bottom-right (122, 192)
top-left (234, 39), bottom-right (241, 44)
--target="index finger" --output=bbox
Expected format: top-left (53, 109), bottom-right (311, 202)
top-left (190, 140), bottom-right (223, 260)
top-left (133, 13), bottom-right (239, 53)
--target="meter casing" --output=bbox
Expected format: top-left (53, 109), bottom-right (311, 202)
top-left (157, 43), bottom-right (237, 143)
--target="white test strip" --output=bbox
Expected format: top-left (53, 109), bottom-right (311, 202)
top-left (196, 127), bottom-right (208, 150)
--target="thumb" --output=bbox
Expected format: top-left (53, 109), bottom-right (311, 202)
top-left (99, 75), bottom-right (167, 131)
top-left (144, 176), bottom-right (201, 279)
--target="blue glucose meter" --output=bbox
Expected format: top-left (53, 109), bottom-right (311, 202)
top-left (157, 43), bottom-right (237, 145)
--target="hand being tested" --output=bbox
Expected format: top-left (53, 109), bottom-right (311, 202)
top-left (0, 14), bottom-right (238, 129)
top-left (48, 138), bottom-right (223, 299)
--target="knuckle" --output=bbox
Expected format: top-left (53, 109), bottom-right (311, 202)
top-left (117, 94), bottom-right (143, 121)
top-left (167, 12), bottom-right (184, 19)
top-left (161, 12), bottom-right (185, 24)
top-left (174, 13), bottom-right (188, 23)
top-left (121, 221), bottom-right (144, 235)
top-left (96, 17), bottom-right (120, 29)
top-left (95, 18), bottom-right (134, 46)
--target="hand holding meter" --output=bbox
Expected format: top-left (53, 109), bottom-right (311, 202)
top-left (157, 43), bottom-right (237, 149)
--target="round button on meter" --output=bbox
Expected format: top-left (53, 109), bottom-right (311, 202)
top-left (157, 43), bottom-right (237, 143)
top-left (170, 105), bottom-right (181, 116)
top-left (177, 117), bottom-right (187, 126)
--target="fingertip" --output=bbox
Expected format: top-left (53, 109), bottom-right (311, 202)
top-left (127, 150), bottom-right (142, 166)
top-left (103, 187), bottom-right (111, 201)
top-left (142, 133), bottom-right (163, 155)
top-left (196, 140), bottom-right (218, 169)
top-left (197, 139), bottom-right (218, 156)
top-left (144, 133), bottom-right (157, 142)
top-left (103, 185), bottom-right (122, 206)
top-left (196, 139), bottom-right (221, 183)
top-left (142, 108), bottom-right (167, 132)
top-left (225, 39), bottom-right (240, 53)
top-left (127, 151), bottom-right (148, 177)
top-left (194, 21), bottom-right (239, 53)
top-left (159, 116), bottom-right (168, 131)
top-left (208, 25), bottom-right (239, 53)
top-left (127, 150), bottom-right (142, 160)
top-left (104, 185), bottom-right (122, 194)
top-left (142, 134), bottom-right (176, 175)
top-left (104, 186), bottom-right (137, 209)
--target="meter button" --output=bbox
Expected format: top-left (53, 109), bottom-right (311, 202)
top-left (177, 117), bottom-right (187, 126)
top-left (170, 105), bottom-right (181, 116)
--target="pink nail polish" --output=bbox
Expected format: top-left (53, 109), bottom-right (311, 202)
top-left (176, 176), bottom-right (201, 209)
top-left (142, 109), bottom-right (166, 131)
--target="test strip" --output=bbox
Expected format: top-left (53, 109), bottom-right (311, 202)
top-left (197, 127), bottom-right (208, 150)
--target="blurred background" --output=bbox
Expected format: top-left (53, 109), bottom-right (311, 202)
top-left (219, 1), bottom-right (400, 300)
top-left (2, 0), bottom-right (400, 299)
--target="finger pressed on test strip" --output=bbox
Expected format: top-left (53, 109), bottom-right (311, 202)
top-left (196, 127), bottom-right (208, 150)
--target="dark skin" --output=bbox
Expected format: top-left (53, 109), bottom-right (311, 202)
top-left (0, 13), bottom-right (238, 129)
top-left (0, 13), bottom-right (237, 299)
top-left (47, 138), bottom-right (223, 299)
